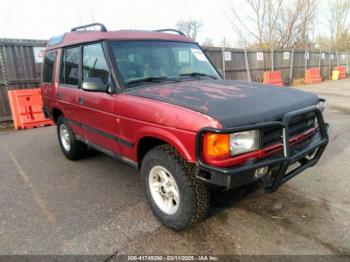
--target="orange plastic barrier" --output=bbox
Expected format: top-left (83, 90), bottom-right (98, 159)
top-left (8, 88), bottom-right (54, 130)
top-left (263, 71), bottom-right (284, 86)
top-left (304, 68), bottom-right (321, 84)
top-left (333, 66), bottom-right (347, 79)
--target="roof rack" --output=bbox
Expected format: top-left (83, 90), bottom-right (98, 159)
top-left (154, 29), bottom-right (186, 36)
top-left (71, 23), bottom-right (107, 32)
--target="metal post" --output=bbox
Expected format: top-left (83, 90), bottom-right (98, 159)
top-left (347, 52), bottom-right (349, 75)
top-left (0, 45), bottom-right (8, 114)
top-left (318, 50), bottom-right (322, 70)
top-left (271, 48), bottom-right (274, 71)
top-left (336, 52), bottom-right (339, 66)
top-left (0, 45), bottom-right (8, 87)
top-left (328, 51), bottom-right (331, 79)
top-left (289, 48), bottom-right (295, 85)
top-left (221, 45), bottom-right (226, 79)
top-left (243, 46), bottom-right (251, 82)
top-left (304, 50), bottom-right (308, 70)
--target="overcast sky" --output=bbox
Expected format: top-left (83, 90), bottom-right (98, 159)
top-left (1, 0), bottom-right (330, 46)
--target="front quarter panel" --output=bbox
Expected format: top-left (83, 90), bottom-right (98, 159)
top-left (115, 93), bottom-right (222, 163)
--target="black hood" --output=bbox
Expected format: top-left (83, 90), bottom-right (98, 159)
top-left (126, 79), bottom-right (319, 128)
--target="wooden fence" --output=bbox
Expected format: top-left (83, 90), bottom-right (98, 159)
top-left (203, 47), bottom-right (350, 84)
top-left (0, 38), bottom-right (46, 121)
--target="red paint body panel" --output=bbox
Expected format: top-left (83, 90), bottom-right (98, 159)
top-left (115, 94), bottom-right (222, 162)
top-left (42, 88), bottom-right (222, 163)
top-left (77, 90), bottom-right (120, 153)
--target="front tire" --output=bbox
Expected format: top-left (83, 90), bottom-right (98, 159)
top-left (57, 115), bottom-right (87, 160)
top-left (141, 145), bottom-right (210, 231)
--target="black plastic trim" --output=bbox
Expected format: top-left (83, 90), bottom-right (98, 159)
top-left (68, 119), bottom-right (134, 148)
top-left (71, 23), bottom-right (107, 32)
top-left (75, 135), bottom-right (138, 169)
top-left (42, 106), bottom-right (51, 118)
top-left (154, 29), bottom-right (186, 36)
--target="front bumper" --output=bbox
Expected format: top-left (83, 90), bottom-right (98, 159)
top-left (195, 103), bottom-right (330, 192)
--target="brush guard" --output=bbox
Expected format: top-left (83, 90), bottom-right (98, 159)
top-left (195, 101), bottom-right (330, 192)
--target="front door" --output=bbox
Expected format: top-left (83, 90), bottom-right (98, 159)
top-left (77, 42), bottom-right (120, 153)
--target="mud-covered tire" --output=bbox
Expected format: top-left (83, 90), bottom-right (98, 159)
top-left (141, 144), bottom-right (210, 231)
top-left (56, 115), bottom-right (87, 160)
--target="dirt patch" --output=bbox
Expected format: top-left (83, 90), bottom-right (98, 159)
top-left (237, 186), bottom-right (350, 255)
top-left (0, 121), bottom-right (14, 132)
top-left (329, 105), bottom-right (350, 115)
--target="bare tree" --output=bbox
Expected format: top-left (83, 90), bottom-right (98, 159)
top-left (176, 19), bottom-right (203, 40)
top-left (219, 37), bottom-right (232, 48)
top-left (327, 0), bottom-right (350, 50)
top-left (228, 0), bottom-right (268, 46)
top-left (201, 38), bottom-right (214, 47)
top-left (275, 0), bottom-right (317, 48)
top-left (315, 0), bottom-right (350, 50)
top-left (229, 0), bottom-right (317, 48)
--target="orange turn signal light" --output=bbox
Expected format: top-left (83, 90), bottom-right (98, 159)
top-left (203, 133), bottom-right (230, 157)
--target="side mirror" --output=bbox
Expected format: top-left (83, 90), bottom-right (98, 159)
top-left (82, 78), bottom-right (108, 92)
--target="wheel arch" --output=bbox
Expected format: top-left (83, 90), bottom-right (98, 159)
top-left (135, 127), bottom-right (195, 164)
top-left (52, 107), bottom-right (64, 123)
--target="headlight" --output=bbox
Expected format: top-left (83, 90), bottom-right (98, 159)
top-left (203, 130), bottom-right (260, 158)
top-left (230, 130), bottom-right (260, 156)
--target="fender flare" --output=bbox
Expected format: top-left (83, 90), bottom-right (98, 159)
top-left (134, 126), bottom-right (195, 163)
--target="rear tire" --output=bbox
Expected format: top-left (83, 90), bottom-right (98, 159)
top-left (141, 144), bottom-right (210, 231)
top-left (57, 115), bottom-right (87, 160)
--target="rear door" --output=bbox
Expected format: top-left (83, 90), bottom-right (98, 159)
top-left (77, 42), bottom-right (120, 153)
top-left (57, 46), bottom-right (83, 136)
top-left (41, 50), bottom-right (57, 106)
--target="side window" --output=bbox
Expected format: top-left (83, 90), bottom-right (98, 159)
top-left (42, 51), bottom-right (56, 83)
top-left (59, 46), bottom-right (80, 86)
top-left (83, 43), bottom-right (110, 85)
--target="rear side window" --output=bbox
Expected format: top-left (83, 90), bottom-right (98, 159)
top-left (42, 51), bottom-right (56, 83)
top-left (59, 46), bottom-right (80, 86)
top-left (83, 43), bottom-right (110, 85)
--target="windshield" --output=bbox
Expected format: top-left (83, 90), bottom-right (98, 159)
top-left (110, 41), bottom-right (220, 88)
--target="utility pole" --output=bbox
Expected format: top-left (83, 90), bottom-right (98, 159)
top-left (268, 0), bottom-right (274, 71)
top-left (347, 52), bottom-right (349, 75)
top-left (243, 40), bottom-right (251, 82)
top-left (221, 38), bottom-right (226, 79)
top-left (289, 48), bottom-right (295, 85)
top-left (318, 50), bottom-right (322, 70)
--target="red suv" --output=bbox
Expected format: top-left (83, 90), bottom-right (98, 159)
top-left (41, 23), bottom-right (330, 230)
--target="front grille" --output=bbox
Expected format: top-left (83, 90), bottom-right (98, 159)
top-left (261, 111), bottom-right (316, 147)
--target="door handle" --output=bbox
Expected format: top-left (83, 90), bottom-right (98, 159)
top-left (57, 92), bottom-right (62, 99)
top-left (78, 97), bottom-right (84, 105)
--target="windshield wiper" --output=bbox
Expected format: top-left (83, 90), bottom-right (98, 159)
top-left (126, 76), bottom-right (169, 85)
top-left (179, 72), bottom-right (218, 79)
